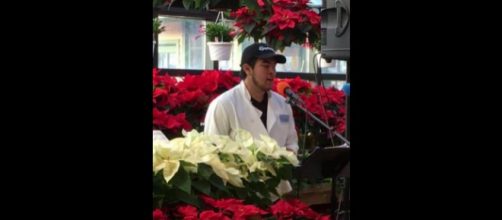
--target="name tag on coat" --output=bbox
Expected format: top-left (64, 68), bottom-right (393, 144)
top-left (279, 114), bottom-right (289, 123)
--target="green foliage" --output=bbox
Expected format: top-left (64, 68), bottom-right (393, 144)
top-left (205, 22), bottom-right (233, 42)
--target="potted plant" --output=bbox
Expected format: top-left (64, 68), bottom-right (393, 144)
top-left (231, 0), bottom-right (321, 52)
top-left (205, 21), bottom-right (235, 61)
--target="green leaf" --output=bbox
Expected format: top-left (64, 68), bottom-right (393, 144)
top-left (248, 172), bottom-right (260, 182)
top-left (244, 23), bottom-right (256, 34)
top-left (197, 163), bottom-right (213, 180)
top-left (249, 181), bottom-right (270, 199)
top-left (297, 23), bottom-right (312, 33)
top-left (233, 187), bottom-right (249, 199)
top-left (209, 174), bottom-right (227, 191)
top-left (170, 164), bottom-right (191, 194)
top-left (192, 179), bottom-right (211, 195)
top-left (262, 24), bottom-right (277, 35)
top-left (241, 0), bottom-right (258, 9)
top-left (277, 164), bottom-right (293, 180)
top-left (265, 177), bottom-right (280, 190)
top-left (238, 35), bottom-right (247, 44)
top-left (174, 190), bottom-right (202, 208)
top-left (182, 0), bottom-right (193, 10)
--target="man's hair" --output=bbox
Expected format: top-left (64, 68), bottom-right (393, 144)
top-left (240, 57), bottom-right (258, 79)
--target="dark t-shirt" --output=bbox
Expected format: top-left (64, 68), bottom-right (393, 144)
top-left (250, 94), bottom-right (268, 129)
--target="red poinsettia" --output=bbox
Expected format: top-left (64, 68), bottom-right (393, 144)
top-left (272, 77), bottom-right (346, 138)
top-left (153, 208), bottom-right (169, 220)
top-left (175, 205), bottom-right (198, 220)
top-left (199, 210), bottom-right (231, 220)
top-left (228, 204), bottom-right (268, 220)
top-left (153, 68), bottom-right (240, 138)
top-left (231, 0), bottom-right (321, 51)
top-left (200, 195), bottom-right (244, 210)
top-left (270, 6), bottom-right (301, 30)
top-left (217, 70), bottom-right (241, 90)
top-left (154, 195), bottom-right (330, 220)
top-left (269, 198), bottom-right (331, 220)
top-left (270, 199), bottom-right (296, 219)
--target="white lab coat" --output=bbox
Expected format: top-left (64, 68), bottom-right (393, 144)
top-left (204, 81), bottom-right (299, 153)
top-left (204, 81), bottom-right (298, 196)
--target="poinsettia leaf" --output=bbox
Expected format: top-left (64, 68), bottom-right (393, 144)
top-left (276, 40), bottom-right (284, 52)
top-left (174, 189), bottom-right (202, 208)
top-left (163, 187), bottom-right (181, 204)
top-left (262, 24), bottom-right (276, 35)
top-left (238, 35), bottom-right (247, 44)
top-left (297, 23), bottom-right (312, 33)
top-left (277, 164), bottom-right (293, 180)
top-left (248, 172), bottom-right (260, 182)
top-left (249, 181), bottom-right (270, 199)
top-left (242, 0), bottom-right (258, 11)
top-left (197, 163), bottom-right (213, 180)
top-left (209, 174), bottom-right (227, 191)
top-left (265, 176), bottom-right (281, 190)
top-left (232, 187), bottom-right (249, 200)
top-left (192, 179), bottom-right (211, 195)
top-left (244, 23), bottom-right (256, 34)
top-left (170, 163), bottom-right (191, 194)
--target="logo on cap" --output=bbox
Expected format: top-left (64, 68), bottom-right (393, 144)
top-left (258, 46), bottom-right (275, 52)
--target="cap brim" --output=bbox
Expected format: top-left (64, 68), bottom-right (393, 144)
top-left (258, 54), bottom-right (286, 64)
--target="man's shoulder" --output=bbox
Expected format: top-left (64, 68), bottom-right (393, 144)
top-left (211, 84), bottom-right (240, 104)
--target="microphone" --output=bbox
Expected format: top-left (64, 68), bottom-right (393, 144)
top-left (277, 82), bottom-right (305, 105)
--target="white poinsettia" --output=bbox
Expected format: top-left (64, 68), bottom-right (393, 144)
top-left (153, 139), bottom-right (183, 184)
top-left (256, 135), bottom-right (282, 159)
top-left (153, 128), bottom-right (299, 190)
top-left (276, 147), bottom-right (300, 166)
top-left (225, 167), bottom-right (244, 187)
top-left (205, 154), bottom-right (229, 182)
top-left (231, 129), bottom-right (255, 148)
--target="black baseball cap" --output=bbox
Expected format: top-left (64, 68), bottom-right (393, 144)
top-left (240, 43), bottom-right (286, 65)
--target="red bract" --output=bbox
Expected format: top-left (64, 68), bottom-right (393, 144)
top-left (257, 0), bottom-right (266, 7)
top-left (218, 70), bottom-right (240, 90)
top-left (232, 0), bottom-right (320, 51)
top-left (229, 204), bottom-right (268, 220)
top-left (200, 195), bottom-right (244, 210)
top-left (287, 76), bottom-right (312, 93)
top-left (270, 199), bottom-right (295, 219)
top-left (153, 208), bottom-right (168, 220)
top-left (200, 70), bottom-right (219, 93)
top-left (199, 210), bottom-right (230, 220)
top-left (153, 108), bottom-right (168, 128)
top-left (175, 205), bottom-right (198, 220)
top-left (153, 88), bottom-right (169, 107)
top-left (270, 6), bottom-right (301, 30)
top-left (300, 10), bottom-right (321, 26)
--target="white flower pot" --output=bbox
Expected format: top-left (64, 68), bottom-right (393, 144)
top-left (207, 42), bottom-right (232, 61)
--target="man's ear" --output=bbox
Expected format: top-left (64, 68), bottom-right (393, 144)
top-left (242, 63), bottom-right (252, 75)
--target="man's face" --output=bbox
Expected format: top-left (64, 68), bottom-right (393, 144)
top-left (244, 58), bottom-right (277, 92)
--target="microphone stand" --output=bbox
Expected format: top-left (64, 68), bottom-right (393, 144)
top-left (286, 97), bottom-right (350, 147)
top-left (288, 97), bottom-right (350, 220)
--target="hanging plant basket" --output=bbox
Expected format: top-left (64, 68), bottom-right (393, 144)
top-left (207, 42), bottom-right (232, 61)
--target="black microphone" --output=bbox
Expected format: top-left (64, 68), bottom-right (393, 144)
top-left (277, 82), bottom-right (305, 105)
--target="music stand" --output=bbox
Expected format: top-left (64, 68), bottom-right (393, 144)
top-left (293, 144), bottom-right (350, 220)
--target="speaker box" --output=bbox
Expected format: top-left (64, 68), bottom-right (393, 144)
top-left (321, 0), bottom-right (350, 61)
